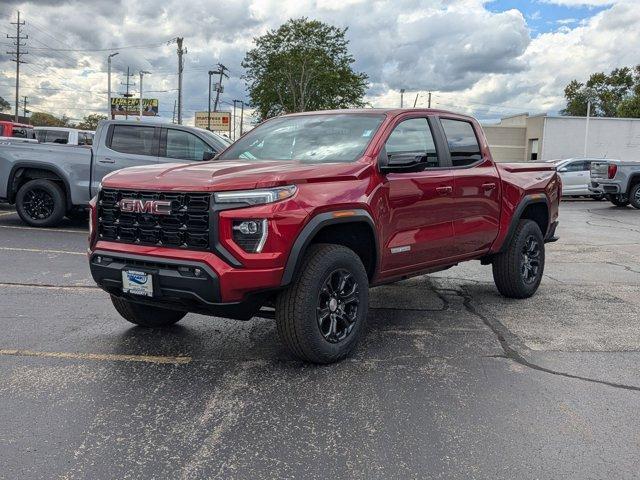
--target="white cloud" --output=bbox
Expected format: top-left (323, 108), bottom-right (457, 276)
top-left (0, 0), bottom-right (637, 124)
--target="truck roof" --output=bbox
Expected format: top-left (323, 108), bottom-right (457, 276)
top-left (280, 108), bottom-right (478, 122)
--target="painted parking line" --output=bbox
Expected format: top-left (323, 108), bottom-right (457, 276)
top-left (0, 282), bottom-right (98, 290)
top-left (0, 211), bottom-right (17, 217)
top-left (0, 224), bottom-right (86, 234)
top-left (0, 349), bottom-right (192, 365)
top-left (0, 246), bottom-right (85, 256)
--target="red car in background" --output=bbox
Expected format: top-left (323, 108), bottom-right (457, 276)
top-left (0, 121), bottom-right (36, 140)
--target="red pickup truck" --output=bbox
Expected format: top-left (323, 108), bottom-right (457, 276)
top-left (88, 109), bottom-right (560, 363)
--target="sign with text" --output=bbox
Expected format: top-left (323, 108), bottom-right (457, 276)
top-left (111, 98), bottom-right (159, 116)
top-left (194, 111), bottom-right (231, 132)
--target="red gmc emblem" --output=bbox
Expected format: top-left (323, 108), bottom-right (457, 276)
top-left (118, 199), bottom-right (172, 215)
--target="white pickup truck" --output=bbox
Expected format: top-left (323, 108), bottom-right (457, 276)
top-left (590, 160), bottom-right (640, 208)
top-left (34, 127), bottom-right (95, 146)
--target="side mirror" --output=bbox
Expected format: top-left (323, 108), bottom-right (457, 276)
top-left (380, 152), bottom-right (426, 173)
top-left (202, 151), bottom-right (216, 161)
top-left (557, 167), bottom-right (568, 173)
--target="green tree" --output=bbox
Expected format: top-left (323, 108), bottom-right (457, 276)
top-left (561, 65), bottom-right (639, 118)
top-left (0, 96), bottom-right (10, 112)
top-left (77, 113), bottom-right (107, 130)
top-left (242, 18), bottom-right (369, 120)
top-left (29, 112), bottom-right (71, 127)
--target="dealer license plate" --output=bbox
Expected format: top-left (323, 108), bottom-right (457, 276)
top-left (122, 270), bottom-right (154, 297)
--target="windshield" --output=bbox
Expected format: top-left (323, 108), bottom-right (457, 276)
top-left (219, 113), bottom-right (385, 163)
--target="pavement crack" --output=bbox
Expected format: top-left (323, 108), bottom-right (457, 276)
top-left (452, 286), bottom-right (640, 393)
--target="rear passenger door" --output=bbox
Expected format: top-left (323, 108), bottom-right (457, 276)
top-left (158, 128), bottom-right (217, 164)
top-left (90, 124), bottom-right (159, 196)
top-left (438, 117), bottom-right (501, 257)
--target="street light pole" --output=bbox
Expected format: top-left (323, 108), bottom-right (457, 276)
top-left (139, 70), bottom-right (150, 118)
top-left (584, 100), bottom-right (591, 158)
top-left (107, 52), bottom-right (119, 119)
top-left (400, 89), bottom-right (405, 108)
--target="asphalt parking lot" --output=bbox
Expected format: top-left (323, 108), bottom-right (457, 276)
top-left (0, 200), bottom-right (639, 479)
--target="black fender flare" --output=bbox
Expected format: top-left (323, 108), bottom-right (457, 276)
top-left (497, 194), bottom-right (549, 253)
top-left (280, 209), bottom-right (379, 287)
top-left (8, 162), bottom-right (73, 208)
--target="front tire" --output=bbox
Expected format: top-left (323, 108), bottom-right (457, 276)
top-left (110, 295), bottom-right (186, 327)
top-left (15, 179), bottom-right (66, 227)
top-left (276, 244), bottom-right (369, 364)
top-left (492, 220), bottom-right (545, 299)
top-left (629, 184), bottom-right (640, 210)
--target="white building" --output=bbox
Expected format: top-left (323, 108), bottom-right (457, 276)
top-left (482, 113), bottom-right (640, 162)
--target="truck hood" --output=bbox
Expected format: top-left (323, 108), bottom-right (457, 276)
top-left (100, 159), bottom-right (371, 192)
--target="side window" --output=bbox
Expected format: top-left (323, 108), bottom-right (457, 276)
top-left (109, 125), bottom-right (156, 156)
top-left (385, 118), bottom-right (438, 168)
top-left (35, 130), bottom-right (47, 142)
top-left (166, 129), bottom-right (214, 161)
top-left (441, 119), bottom-right (482, 167)
top-left (564, 162), bottom-right (583, 172)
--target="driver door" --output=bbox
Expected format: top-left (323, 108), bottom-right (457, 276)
top-left (379, 116), bottom-right (457, 274)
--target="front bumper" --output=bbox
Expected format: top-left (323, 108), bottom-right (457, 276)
top-left (89, 249), bottom-right (275, 319)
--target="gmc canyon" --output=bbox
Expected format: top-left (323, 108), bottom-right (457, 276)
top-left (88, 109), bottom-right (561, 364)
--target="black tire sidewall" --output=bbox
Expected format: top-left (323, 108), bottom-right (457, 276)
top-left (630, 184), bottom-right (640, 210)
top-left (16, 179), bottom-right (66, 227)
top-left (514, 222), bottom-right (545, 296)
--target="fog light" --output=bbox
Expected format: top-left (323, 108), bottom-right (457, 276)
top-left (232, 219), bottom-right (268, 253)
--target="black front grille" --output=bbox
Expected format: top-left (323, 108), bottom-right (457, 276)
top-left (98, 189), bottom-right (211, 250)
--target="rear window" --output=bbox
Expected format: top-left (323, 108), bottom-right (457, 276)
top-left (109, 125), bottom-right (156, 156)
top-left (36, 130), bottom-right (69, 144)
top-left (440, 119), bottom-right (482, 167)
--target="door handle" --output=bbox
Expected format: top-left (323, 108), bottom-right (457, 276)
top-left (482, 182), bottom-right (496, 191)
top-left (98, 157), bottom-right (115, 164)
top-left (436, 186), bottom-right (453, 195)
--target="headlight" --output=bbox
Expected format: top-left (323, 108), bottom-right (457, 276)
top-left (214, 185), bottom-right (296, 206)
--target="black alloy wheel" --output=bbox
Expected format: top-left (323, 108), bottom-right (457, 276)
top-left (521, 235), bottom-right (541, 284)
top-left (22, 187), bottom-right (55, 221)
top-left (316, 269), bottom-right (360, 343)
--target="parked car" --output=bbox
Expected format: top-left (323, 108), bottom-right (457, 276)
top-left (87, 108), bottom-right (561, 364)
top-left (554, 158), bottom-right (607, 200)
top-left (34, 127), bottom-right (95, 146)
top-left (0, 120), bottom-right (36, 140)
top-left (590, 159), bottom-right (640, 208)
top-left (0, 120), bottom-right (232, 226)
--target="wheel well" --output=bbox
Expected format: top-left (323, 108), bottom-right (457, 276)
top-left (520, 202), bottom-right (549, 236)
top-left (9, 167), bottom-right (69, 205)
top-left (308, 221), bottom-right (377, 280)
top-left (628, 174), bottom-right (640, 194)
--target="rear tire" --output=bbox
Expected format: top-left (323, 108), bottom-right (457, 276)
top-left (15, 179), bottom-right (66, 227)
top-left (110, 295), bottom-right (186, 327)
top-left (607, 194), bottom-right (629, 207)
top-left (592, 194), bottom-right (604, 201)
top-left (275, 244), bottom-right (369, 364)
top-left (629, 184), bottom-right (640, 210)
top-left (492, 220), bottom-right (545, 299)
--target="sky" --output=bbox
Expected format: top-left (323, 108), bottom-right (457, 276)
top-left (0, 0), bottom-right (637, 128)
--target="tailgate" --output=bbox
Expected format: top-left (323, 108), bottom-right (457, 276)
top-left (590, 161), bottom-right (609, 180)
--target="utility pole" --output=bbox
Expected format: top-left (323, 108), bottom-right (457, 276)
top-left (584, 100), bottom-right (591, 158)
top-left (175, 37), bottom-right (186, 124)
top-left (413, 94), bottom-right (419, 108)
top-left (207, 70), bottom-right (214, 130)
top-left (7, 11), bottom-right (28, 122)
top-left (107, 52), bottom-right (119, 119)
top-left (400, 89), bottom-right (405, 108)
top-left (139, 70), bottom-right (150, 118)
top-left (232, 100), bottom-right (237, 140)
top-left (212, 63), bottom-right (229, 113)
top-left (22, 96), bottom-right (28, 118)
top-left (428, 92), bottom-right (432, 108)
top-left (172, 100), bottom-right (177, 124)
top-left (120, 67), bottom-right (135, 120)
top-left (239, 100), bottom-right (244, 137)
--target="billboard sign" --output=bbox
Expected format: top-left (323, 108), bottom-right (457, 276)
top-left (111, 97), bottom-right (159, 116)
top-left (194, 111), bottom-right (231, 132)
